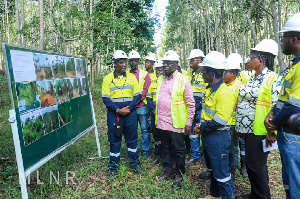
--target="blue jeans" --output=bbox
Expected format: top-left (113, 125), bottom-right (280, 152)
top-left (150, 112), bottom-right (161, 155)
top-left (107, 109), bottom-right (140, 172)
top-left (136, 105), bottom-right (151, 155)
top-left (202, 130), bottom-right (235, 199)
top-left (277, 131), bottom-right (300, 199)
top-left (189, 109), bottom-right (202, 159)
top-left (239, 137), bottom-right (246, 167)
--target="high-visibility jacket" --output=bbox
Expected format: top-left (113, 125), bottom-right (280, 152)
top-left (147, 80), bottom-right (157, 103)
top-left (253, 72), bottom-right (278, 135)
top-left (201, 82), bottom-right (235, 131)
top-left (139, 69), bottom-right (148, 104)
top-left (226, 79), bottom-right (243, 126)
top-left (102, 71), bottom-right (141, 108)
top-left (238, 70), bottom-right (252, 84)
top-left (155, 72), bottom-right (188, 129)
top-left (148, 69), bottom-right (157, 83)
top-left (187, 70), bottom-right (206, 99)
top-left (181, 69), bottom-right (189, 76)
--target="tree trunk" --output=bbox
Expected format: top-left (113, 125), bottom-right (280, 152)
top-left (15, 0), bottom-right (22, 45)
top-left (39, 0), bottom-right (44, 50)
top-left (89, 0), bottom-right (94, 92)
top-left (246, 1), bottom-right (258, 45)
top-left (21, 0), bottom-right (25, 46)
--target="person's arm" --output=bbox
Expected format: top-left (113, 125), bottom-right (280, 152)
top-left (102, 76), bottom-right (120, 111)
top-left (140, 73), bottom-right (151, 101)
top-left (194, 96), bottom-right (203, 110)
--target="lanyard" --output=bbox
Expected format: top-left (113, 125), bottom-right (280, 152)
top-left (191, 69), bottom-right (202, 83)
top-left (111, 76), bottom-right (127, 90)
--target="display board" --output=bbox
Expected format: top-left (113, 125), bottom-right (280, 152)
top-left (3, 44), bottom-right (96, 174)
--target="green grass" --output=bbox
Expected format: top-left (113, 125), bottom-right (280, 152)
top-left (0, 71), bottom-right (285, 198)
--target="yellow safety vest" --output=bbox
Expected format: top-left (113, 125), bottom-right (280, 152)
top-left (147, 81), bottom-right (157, 103)
top-left (253, 72), bottom-right (277, 135)
top-left (139, 69), bottom-right (148, 104)
top-left (155, 72), bottom-right (188, 129)
top-left (238, 70), bottom-right (252, 84)
top-left (226, 79), bottom-right (243, 125)
top-left (187, 70), bottom-right (206, 99)
top-left (148, 70), bottom-right (157, 83)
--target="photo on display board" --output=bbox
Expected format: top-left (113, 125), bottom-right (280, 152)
top-left (75, 58), bottom-right (85, 77)
top-left (33, 53), bottom-right (54, 80)
top-left (80, 78), bottom-right (87, 96)
top-left (20, 109), bottom-right (44, 146)
top-left (55, 79), bottom-right (69, 103)
top-left (58, 101), bottom-right (72, 126)
top-left (65, 57), bottom-right (76, 78)
top-left (66, 78), bottom-right (80, 99)
top-left (41, 105), bottom-right (60, 135)
top-left (37, 80), bottom-right (56, 107)
top-left (52, 55), bottom-right (66, 79)
top-left (16, 82), bottom-right (41, 114)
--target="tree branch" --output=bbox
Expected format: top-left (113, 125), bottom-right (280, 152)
top-left (252, 0), bottom-right (273, 18)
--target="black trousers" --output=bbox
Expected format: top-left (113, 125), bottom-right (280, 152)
top-left (243, 133), bottom-right (271, 199)
top-left (158, 129), bottom-right (186, 177)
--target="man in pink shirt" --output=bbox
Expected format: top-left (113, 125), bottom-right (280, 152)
top-left (155, 50), bottom-right (195, 189)
top-left (128, 50), bottom-right (152, 159)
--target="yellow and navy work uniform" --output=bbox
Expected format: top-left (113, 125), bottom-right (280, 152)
top-left (102, 71), bottom-right (141, 173)
top-left (272, 56), bottom-right (300, 127)
top-left (148, 69), bottom-right (157, 83)
top-left (198, 79), bottom-right (236, 198)
top-left (271, 56), bottom-right (300, 199)
top-left (226, 79), bottom-right (243, 126)
top-left (188, 70), bottom-right (206, 110)
top-left (146, 80), bottom-right (157, 111)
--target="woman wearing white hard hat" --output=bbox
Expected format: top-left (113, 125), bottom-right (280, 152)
top-left (235, 39), bottom-right (282, 199)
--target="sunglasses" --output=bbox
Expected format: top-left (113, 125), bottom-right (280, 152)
top-left (115, 60), bottom-right (126, 65)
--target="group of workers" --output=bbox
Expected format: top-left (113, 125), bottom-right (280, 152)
top-left (101, 13), bottom-right (300, 199)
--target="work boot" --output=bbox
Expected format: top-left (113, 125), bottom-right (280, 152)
top-left (240, 166), bottom-right (247, 177)
top-left (148, 155), bottom-right (160, 165)
top-left (171, 175), bottom-right (183, 189)
top-left (143, 152), bottom-right (151, 160)
top-left (185, 158), bottom-right (201, 166)
top-left (157, 169), bottom-right (175, 181)
top-left (199, 171), bottom-right (210, 179)
top-left (230, 168), bottom-right (236, 182)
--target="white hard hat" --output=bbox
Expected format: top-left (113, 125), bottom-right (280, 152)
top-left (155, 60), bottom-right (163, 68)
top-left (226, 53), bottom-right (243, 70)
top-left (279, 13), bottom-right (300, 33)
top-left (199, 51), bottom-right (227, 69)
top-left (188, 49), bottom-right (205, 59)
top-left (128, 50), bottom-right (141, 59)
top-left (162, 50), bottom-right (179, 61)
top-left (113, 50), bottom-right (128, 59)
top-left (146, 53), bottom-right (156, 61)
top-left (251, 39), bottom-right (278, 56)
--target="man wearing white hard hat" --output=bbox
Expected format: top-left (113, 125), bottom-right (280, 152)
top-left (193, 51), bottom-right (235, 199)
top-left (265, 13), bottom-right (300, 198)
top-left (102, 50), bottom-right (142, 176)
top-left (235, 39), bottom-right (281, 199)
top-left (223, 53), bottom-right (247, 181)
top-left (145, 53), bottom-right (157, 83)
top-left (155, 50), bottom-right (195, 189)
top-left (128, 50), bottom-right (152, 159)
top-left (146, 60), bottom-right (164, 165)
top-left (185, 49), bottom-right (206, 167)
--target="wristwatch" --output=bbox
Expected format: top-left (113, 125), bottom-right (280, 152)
top-left (197, 123), bottom-right (201, 129)
top-left (116, 108), bottom-right (120, 113)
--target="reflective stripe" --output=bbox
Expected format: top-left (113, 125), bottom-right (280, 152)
top-left (284, 184), bottom-right (289, 190)
top-left (110, 86), bottom-right (134, 92)
top-left (154, 141), bottom-right (161, 145)
top-left (152, 92), bottom-right (156, 96)
top-left (216, 174), bottom-right (231, 183)
top-left (110, 152), bottom-right (120, 157)
top-left (133, 92), bottom-right (142, 96)
top-left (147, 93), bottom-right (152, 97)
top-left (203, 105), bottom-right (216, 115)
top-left (276, 101), bottom-right (284, 109)
top-left (288, 96), bottom-right (300, 108)
top-left (102, 94), bottom-right (110, 98)
top-left (256, 100), bottom-right (273, 108)
top-left (128, 147), bottom-right (138, 153)
top-left (111, 97), bottom-right (133, 102)
top-left (283, 80), bottom-right (292, 89)
top-left (192, 83), bottom-right (206, 88)
top-left (240, 151), bottom-right (245, 155)
top-left (189, 134), bottom-right (199, 139)
top-left (213, 115), bottom-right (228, 125)
top-left (172, 100), bottom-right (185, 106)
top-left (193, 92), bottom-right (205, 97)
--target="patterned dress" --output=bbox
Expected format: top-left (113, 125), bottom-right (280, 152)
top-left (235, 68), bottom-right (281, 133)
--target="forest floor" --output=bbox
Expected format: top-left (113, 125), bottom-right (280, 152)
top-left (0, 73), bottom-right (285, 198)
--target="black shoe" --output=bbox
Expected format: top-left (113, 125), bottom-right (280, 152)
top-left (148, 155), bottom-right (160, 165)
top-left (199, 171), bottom-right (210, 179)
top-left (240, 166), bottom-right (247, 177)
top-left (157, 169), bottom-right (175, 181)
top-left (133, 167), bottom-right (144, 175)
top-left (185, 158), bottom-right (201, 167)
top-left (171, 175), bottom-right (183, 189)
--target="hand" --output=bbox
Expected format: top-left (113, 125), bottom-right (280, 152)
top-left (235, 131), bottom-right (241, 137)
top-left (152, 110), bottom-right (155, 114)
top-left (119, 106), bottom-right (130, 116)
top-left (266, 131), bottom-right (276, 147)
top-left (185, 125), bottom-right (192, 135)
top-left (264, 111), bottom-right (277, 131)
top-left (193, 124), bottom-right (202, 135)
